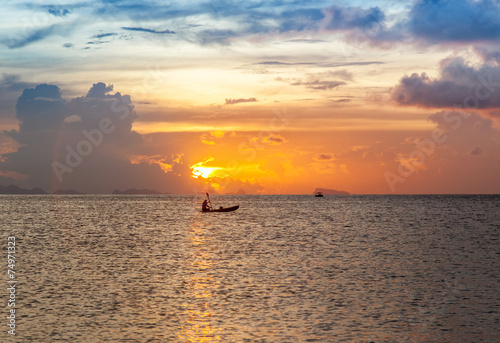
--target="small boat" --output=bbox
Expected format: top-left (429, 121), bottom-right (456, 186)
top-left (202, 205), bottom-right (239, 213)
top-left (315, 192), bottom-right (324, 197)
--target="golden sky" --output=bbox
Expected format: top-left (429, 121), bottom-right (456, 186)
top-left (1, 0), bottom-right (499, 194)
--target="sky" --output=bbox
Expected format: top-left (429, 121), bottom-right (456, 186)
top-left (0, 0), bottom-right (500, 194)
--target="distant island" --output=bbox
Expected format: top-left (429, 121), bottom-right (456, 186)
top-left (0, 185), bottom-right (86, 194)
top-left (313, 187), bottom-right (350, 195)
top-left (0, 184), bottom-right (166, 195)
top-left (53, 189), bottom-right (85, 194)
top-left (112, 188), bottom-right (165, 195)
top-left (0, 184), bottom-right (350, 195)
top-left (0, 184), bottom-right (47, 194)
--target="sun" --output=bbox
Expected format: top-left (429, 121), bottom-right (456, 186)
top-left (190, 158), bottom-right (222, 179)
top-left (191, 166), bottom-right (219, 178)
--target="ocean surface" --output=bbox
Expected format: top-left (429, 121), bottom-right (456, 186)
top-left (1, 194), bottom-right (499, 342)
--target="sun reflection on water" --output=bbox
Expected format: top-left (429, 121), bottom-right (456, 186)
top-left (177, 222), bottom-right (222, 342)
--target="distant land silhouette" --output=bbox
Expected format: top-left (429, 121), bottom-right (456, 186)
top-left (53, 189), bottom-right (85, 194)
top-left (1, 183), bottom-right (350, 195)
top-left (0, 184), bottom-right (47, 194)
top-left (112, 188), bottom-right (165, 195)
top-left (0, 184), bottom-right (164, 195)
top-left (313, 187), bottom-right (350, 195)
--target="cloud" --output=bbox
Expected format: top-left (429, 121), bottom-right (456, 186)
top-left (392, 57), bottom-right (500, 109)
top-left (256, 61), bottom-right (293, 66)
top-left (4, 23), bottom-right (73, 49)
top-left (94, 1), bottom-right (202, 21)
top-left (0, 82), bottom-right (192, 193)
top-left (205, 0), bottom-right (247, 18)
top-left (352, 145), bottom-right (370, 152)
top-left (290, 80), bottom-right (346, 90)
top-left (264, 134), bottom-right (286, 145)
top-left (286, 39), bottom-right (326, 44)
top-left (321, 5), bottom-right (384, 31)
top-left (314, 153), bottom-right (334, 161)
top-left (323, 70), bottom-right (353, 81)
top-left (200, 130), bottom-right (232, 144)
top-left (121, 27), bottom-right (176, 34)
top-left (418, 111), bottom-right (500, 167)
top-left (48, 8), bottom-right (70, 17)
top-left (90, 2), bottom-right (395, 46)
top-left (257, 61), bottom-right (384, 68)
top-left (85, 82), bottom-right (114, 98)
top-left (197, 29), bottom-right (236, 46)
top-left (470, 147), bottom-right (483, 156)
top-left (14, 83), bottom-right (66, 133)
top-left (407, 0), bottom-right (500, 43)
top-left (225, 97), bottom-right (257, 105)
top-left (0, 74), bottom-right (35, 94)
top-left (474, 46), bottom-right (500, 62)
top-left (93, 32), bottom-right (118, 39)
top-left (242, 134), bottom-right (288, 153)
top-left (428, 110), bottom-right (495, 133)
top-left (11, 1), bottom-right (500, 50)
top-left (86, 40), bottom-right (110, 45)
top-left (207, 175), bottom-right (265, 195)
top-left (64, 114), bottom-right (81, 123)
top-left (278, 8), bottom-right (324, 32)
top-left (0, 74), bottom-right (38, 126)
top-left (329, 61), bottom-right (385, 67)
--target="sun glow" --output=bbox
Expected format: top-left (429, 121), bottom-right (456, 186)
top-left (190, 158), bottom-right (223, 179)
top-left (192, 166), bottom-right (220, 178)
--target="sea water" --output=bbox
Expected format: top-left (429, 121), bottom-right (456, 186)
top-left (1, 194), bottom-right (499, 342)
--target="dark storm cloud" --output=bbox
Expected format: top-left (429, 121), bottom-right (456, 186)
top-left (392, 57), bottom-right (500, 108)
top-left (0, 82), bottom-right (191, 193)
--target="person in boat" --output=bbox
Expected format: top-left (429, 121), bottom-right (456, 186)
top-left (202, 199), bottom-right (210, 211)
